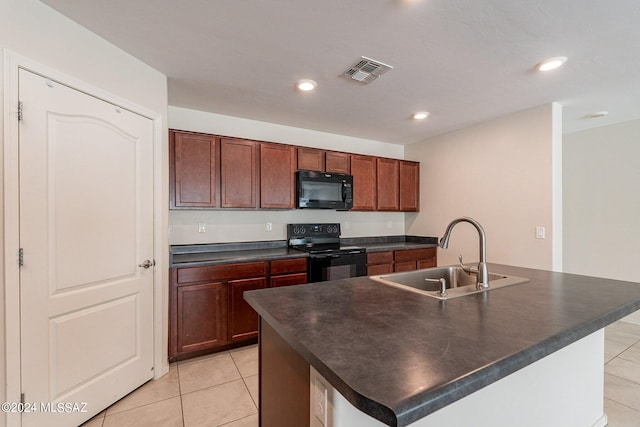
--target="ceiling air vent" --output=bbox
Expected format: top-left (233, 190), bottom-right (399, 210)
top-left (342, 56), bottom-right (393, 84)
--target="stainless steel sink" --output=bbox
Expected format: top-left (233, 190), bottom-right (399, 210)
top-left (370, 266), bottom-right (529, 300)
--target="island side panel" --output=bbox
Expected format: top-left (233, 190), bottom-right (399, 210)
top-left (260, 319), bottom-right (310, 426)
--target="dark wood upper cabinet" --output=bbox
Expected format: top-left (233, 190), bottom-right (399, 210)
top-left (377, 158), bottom-right (399, 211)
top-left (170, 131), bottom-right (219, 208)
top-left (350, 154), bottom-right (377, 211)
top-left (260, 143), bottom-right (296, 209)
top-left (169, 130), bottom-right (418, 212)
top-left (400, 161), bottom-right (420, 212)
top-left (325, 151), bottom-right (350, 174)
top-left (220, 138), bottom-right (258, 208)
top-left (297, 147), bottom-right (324, 172)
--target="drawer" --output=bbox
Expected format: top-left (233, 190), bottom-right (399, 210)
top-left (417, 258), bottom-right (436, 269)
top-left (394, 261), bottom-right (417, 272)
top-left (270, 258), bottom-right (307, 275)
top-left (270, 272), bottom-right (308, 287)
top-left (394, 248), bottom-right (436, 263)
top-left (176, 261), bottom-right (268, 284)
top-left (367, 263), bottom-right (393, 276)
top-left (367, 251), bottom-right (393, 265)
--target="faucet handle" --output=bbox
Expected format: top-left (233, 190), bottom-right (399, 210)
top-left (458, 255), bottom-right (478, 275)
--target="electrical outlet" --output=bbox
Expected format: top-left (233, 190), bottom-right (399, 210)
top-left (198, 222), bottom-right (206, 233)
top-left (314, 377), bottom-right (328, 426)
top-left (536, 226), bottom-right (545, 239)
top-left (266, 222), bottom-right (273, 232)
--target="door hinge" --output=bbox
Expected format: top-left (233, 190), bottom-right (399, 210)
top-left (18, 101), bottom-right (23, 121)
top-left (20, 393), bottom-right (25, 404)
top-left (18, 248), bottom-right (24, 267)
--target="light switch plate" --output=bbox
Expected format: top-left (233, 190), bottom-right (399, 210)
top-left (536, 226), bottom-right (545, 239)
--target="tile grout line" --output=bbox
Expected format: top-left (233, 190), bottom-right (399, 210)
top-left (604, 394), bottom-right (640, 415)
top-left (605, 368), bottom-right (640, 388)
top-left (176, 363), bottom-right (186, 427)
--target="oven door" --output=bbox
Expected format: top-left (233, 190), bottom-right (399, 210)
top-left (308, 252), bottom-right (366, 283)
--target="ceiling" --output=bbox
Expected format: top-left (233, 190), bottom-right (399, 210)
top-left (41, 0), bottom-right (640, 145)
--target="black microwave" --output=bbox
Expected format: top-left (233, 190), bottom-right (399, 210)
top-left (296, 170), bottom-right (353, 210)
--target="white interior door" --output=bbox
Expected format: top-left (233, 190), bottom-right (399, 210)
top-left (18, 68), bottom-right (154, 426)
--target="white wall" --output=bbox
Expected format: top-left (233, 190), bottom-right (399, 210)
top-left (563, 119), bottom-right (640, 324)
top-left (0, 1), bottom-right (168, 425)
top-left (169, 106), bottom-right (406, 244)
top-left (404, 104), bottom-right (560, 270)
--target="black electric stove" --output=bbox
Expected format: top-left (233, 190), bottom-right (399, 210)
top-left (287, 223), bottom-right (366, 282)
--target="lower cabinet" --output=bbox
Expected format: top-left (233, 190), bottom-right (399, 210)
top-left (367, 248), bottom-right (437, 274)
top-left (170, 258), bottom-right (308, 360)
top-left (229, 277), bottom-right (267, 342)
top-left (394, 248), bottom-right (437, 272)
top-left (170, 261), bottom-right (268, 359)
top-left (270, 258), bottom-right (308, 287)
top-left (367, 251), bottom-right (394, 275)
top-left (176, 281), bottom-right (227, 354)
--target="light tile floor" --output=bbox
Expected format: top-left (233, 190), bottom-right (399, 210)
top-left (604, 320), bottom-right (640, 426)
top-left (80, 321), bottom-right (640, 427)
top-left (80, 345), bottom-right (259, 427)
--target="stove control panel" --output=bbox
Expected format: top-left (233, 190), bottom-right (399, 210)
top-left (287, 223), bottom-right (341, 239)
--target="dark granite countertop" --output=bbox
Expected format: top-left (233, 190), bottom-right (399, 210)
top-left (244, 264), bottom-right (640, 427)
top-left (170, 235), bottom-right (438, 268)
top-left (170, 241), bottom-right (306, 268)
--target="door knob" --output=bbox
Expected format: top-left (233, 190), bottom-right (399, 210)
top-left (138, 259), bottom-right (155, 269)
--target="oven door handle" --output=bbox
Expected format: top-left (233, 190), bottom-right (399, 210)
top-left (310, 254), bottom-right (340, 259)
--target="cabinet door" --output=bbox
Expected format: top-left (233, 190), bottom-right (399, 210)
top-left (400, 161), bottom-right (420, 212)
top-left (170, 131), bottom-right (218, 208)
top-left (261, 143), bottom-right (297, 208)
top-left (350, 154), bottom-right (377, 211)
top-left (229, 277), bottom-right (267, 342)
top-left (325, 151), bottom-right (350, 174)
top-left (297, 148), bottom-right (324, 172)
top-left (220, 138), bottom-right (258, 208)
top-left (377, 158), bottom-right (399, 211)
top-left (176, 282), bottom-right (228, 354)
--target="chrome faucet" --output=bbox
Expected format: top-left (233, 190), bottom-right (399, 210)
top-left (439, 217), bottom-right (489, 290)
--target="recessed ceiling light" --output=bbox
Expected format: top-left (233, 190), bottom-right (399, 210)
top-left (296, 79), bottom-right (317, 91)
top-left (412, 111), bottom-right (430, 120)
top-left (536, 56), bottom-right (568, 72)
top-left (587, 111), bottom-right (608, 119)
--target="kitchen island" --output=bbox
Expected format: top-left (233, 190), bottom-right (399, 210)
top-left (244, 264), bottom-right (640, 427)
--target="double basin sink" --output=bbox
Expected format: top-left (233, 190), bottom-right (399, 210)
top-left (371, 266), bottom-right (529, 300)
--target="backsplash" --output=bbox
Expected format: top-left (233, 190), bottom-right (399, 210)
top-left (169, 210), bottom-right (406, 244)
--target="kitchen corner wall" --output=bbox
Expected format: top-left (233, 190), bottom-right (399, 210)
top-left (563, 119), bottom-right (640, 325)
top-left (168, 106), bottom-right (406, 244)
top-left (404, 104), bottom-right (560, 270)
